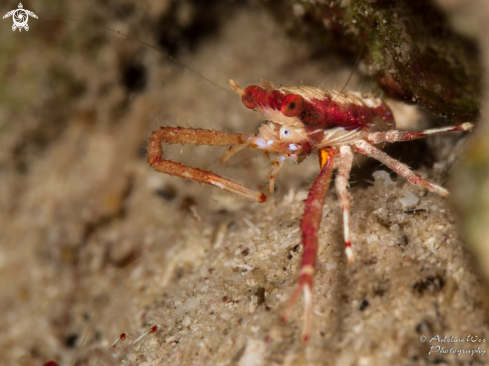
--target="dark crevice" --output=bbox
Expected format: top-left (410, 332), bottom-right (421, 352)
top-left (120, 61), bottom-right (147, 92)
top-left (349, 138), bottom-right (437, 189)
top-left (154, 0), bottom-right (244, 56)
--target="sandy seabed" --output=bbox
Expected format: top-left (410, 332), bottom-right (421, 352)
top-left (0, 2), bottom-right (487, 365)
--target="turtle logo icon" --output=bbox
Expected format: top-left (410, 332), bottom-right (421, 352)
top-left (3, 3), bottom-right (37, 32)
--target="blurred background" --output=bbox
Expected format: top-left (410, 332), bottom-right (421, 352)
top-left (0, 1), bottom-right (488, 365)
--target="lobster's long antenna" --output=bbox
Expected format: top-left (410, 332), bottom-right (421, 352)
top-left (38, 18), bottom-right (237, 98)
top-left (339, 43), bottom-right (367, 94)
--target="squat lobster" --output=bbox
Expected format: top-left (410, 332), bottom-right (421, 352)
top-left (147, 78), bottom-right (473, 342)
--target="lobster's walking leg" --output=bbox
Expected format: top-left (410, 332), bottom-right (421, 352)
top-left (367, 122), bottom-right (473, 144)
top-left (268, 155), bottom-right (289, 193)
top-left (354, 140), bottom-right (449, 196)
top-left (221, 143), bottom-right (249, 162)
top-left (282, 148), bottom-right (335, 342)
top-left (147, 127), bottom-right (266, 202)
top-left (334, 145), bottom-right (354, 263)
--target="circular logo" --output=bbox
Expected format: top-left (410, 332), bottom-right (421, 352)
top-left (12, 9), bottom-right (28, 28)
top-left (419, 335), bottom-right (426, 342)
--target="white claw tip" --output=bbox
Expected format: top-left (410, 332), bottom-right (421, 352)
top-left (302, 285), bottom-right (313, 343)
top-left (461, 122), bottom-right (474, 131)
top-left (345, 247), bottom-right (354, 264)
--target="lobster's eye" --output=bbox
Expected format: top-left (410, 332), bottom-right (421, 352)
top-left (280, 94), bottom-right (304, 117)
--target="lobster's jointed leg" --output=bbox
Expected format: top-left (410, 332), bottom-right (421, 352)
top-left (334, 145), bottom-right (354, 263)
top-left (282, 148), bottom-right (335, 342)
top-left (268, 155), bottom-right (292, 193)
top-left (147, 127), bottom-right (266, 202)
top-left (367, 122), bottom-right (473, 144)
top-left (354, 140), bottom-right (448, 196)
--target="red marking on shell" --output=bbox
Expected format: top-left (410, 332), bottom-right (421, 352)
top-left (43, 362), bottom-right (59, 366)
top-left (301, 96), bottom-right (394, 131)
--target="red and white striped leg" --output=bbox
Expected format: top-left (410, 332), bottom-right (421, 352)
top-left (367, 122), bottom-right (473, 144)
top-left (354, 140), bottom-right (449, 196)
top-left (334, 145), bottom-right (354, 263)
top-left (147, 127), bottom-right (266, 202)
top-left (282, 148), bottom-right (335, 342)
